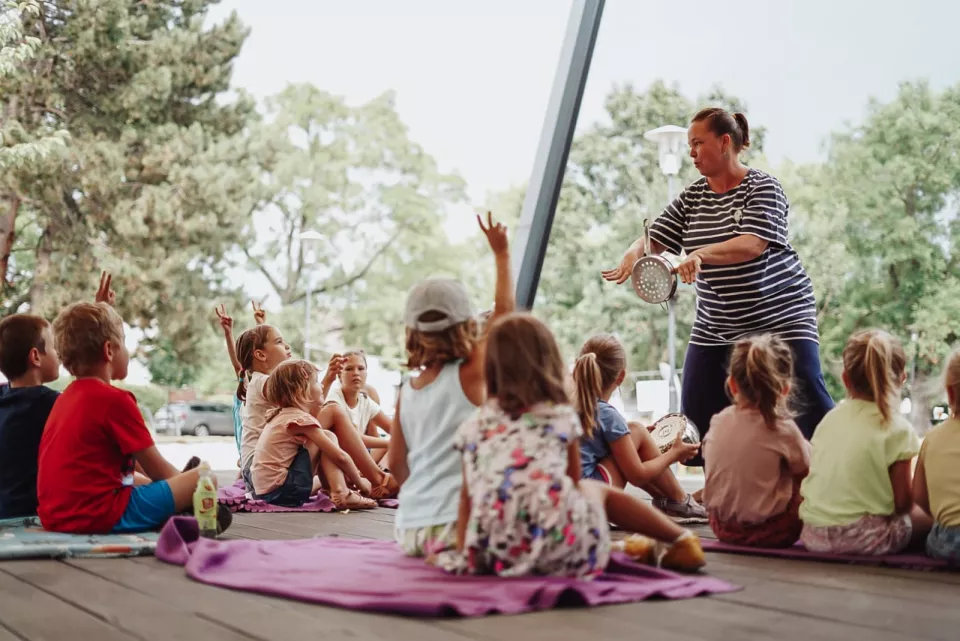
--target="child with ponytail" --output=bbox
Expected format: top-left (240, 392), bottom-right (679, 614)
top-left (702, 335), bottom-right (810, 547)
top-left (800, 329), bottom-right (932, 555)
top-left (912, 349), bottom-right (960, 563)
top-left (573, 334), bottom-right (705, 519)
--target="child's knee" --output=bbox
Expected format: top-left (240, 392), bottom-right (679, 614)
top-left (319, 402), bottom-right (348, 428)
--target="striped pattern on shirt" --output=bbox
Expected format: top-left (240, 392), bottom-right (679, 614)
top-left (649, 168), bottom-right (818, 346)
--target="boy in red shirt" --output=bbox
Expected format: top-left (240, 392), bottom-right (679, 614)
top-left (38, 298), bottom-right (229, 534)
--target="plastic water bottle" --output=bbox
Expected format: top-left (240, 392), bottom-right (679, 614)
top-left (193, 461), bottom-right (218, 538)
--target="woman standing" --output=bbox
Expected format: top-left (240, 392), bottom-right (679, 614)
top-left (603, 108), bottom-right (833, 465)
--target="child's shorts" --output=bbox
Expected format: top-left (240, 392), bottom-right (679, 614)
top-left (585, 464), bottom-right (613, 485)
top-left (709, 487), bottom-right (803, 549)
top-left (112, 481), bottom-right (175, 534)
top-left (395, 522), bottom-right (458, 558)
top-left (801, 513), bottom-right (911, 556)
top-left (927, 522), bottom-right (960, 562)
top-left (253, 447), bottom-right (313, 508)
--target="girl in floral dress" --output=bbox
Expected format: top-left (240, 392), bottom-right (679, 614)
top-left (440, 313), bottom-right (705, 577)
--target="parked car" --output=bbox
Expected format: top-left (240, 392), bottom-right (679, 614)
top-left (154, 401), bottom-right (234, 437)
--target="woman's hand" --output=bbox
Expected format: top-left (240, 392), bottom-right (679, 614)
top-left (676, 252), bottom-right (703, 284)
top-left (601, 245), bottom-right (641, 285)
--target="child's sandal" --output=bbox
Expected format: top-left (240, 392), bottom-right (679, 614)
top-left (370, 472), bottom-right (399, 499)
top-left (332, 490), bottom-right (377, 511)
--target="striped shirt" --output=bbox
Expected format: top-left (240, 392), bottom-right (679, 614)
top-left (649, 168), bottom-right (818, 346)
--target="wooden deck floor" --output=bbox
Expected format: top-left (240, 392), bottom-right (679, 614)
top-left (1, 506), bottom-right (957, 640)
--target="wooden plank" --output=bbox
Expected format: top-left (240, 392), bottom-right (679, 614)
top-left (705, 552), bottom-right (960, 607)
top-left (3, 561), bottom-right (253, 641)
top-left (706, 564), bottom-right (959, 640)
top-left (439, 596), bottom-right (917, 641)
top-left (81, 557), bottom-right (476, 641)
top-left (0, 569), bottom-right (130, 641)
top-left (231, 512), bottom-right (392, 541)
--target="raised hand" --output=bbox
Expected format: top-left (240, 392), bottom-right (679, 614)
top-left (477, 211), bottom-right (508, 256)
top-left (214, 304), bottom-right (233, 332)
top-left (251, 298), bottom-right (267, 325)
top-left (94, 271), bottom-right (116, 306)
top-left (324, 353), bottom-right (345, 381)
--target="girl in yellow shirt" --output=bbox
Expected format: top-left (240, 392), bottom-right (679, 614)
top-left (800, 330), bottom-right (932, 555)
top-left (913, 349), bottom-right (960, 562)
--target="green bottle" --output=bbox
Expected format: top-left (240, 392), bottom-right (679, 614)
top-left (193, 461), bottom-right (218, 538)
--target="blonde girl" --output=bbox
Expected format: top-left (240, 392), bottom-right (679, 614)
top-left (703, 335), bottom-right (810, 548)
top-left (252, 360), bottom-right (375, 509)
top-left (913, 349), bottom-right (960, 562)
top-left (441, 314), bottom-right (704, 576)
top-left (572, 334), bottom-right (705, 519)
top-left (387, 212), bottom-right (513, 560)
top-left (800, 329), bottom-right (932, 554)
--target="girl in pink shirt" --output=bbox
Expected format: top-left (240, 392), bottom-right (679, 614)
top-left (252, 360), bottom-right (376, 509)
top-left (702, 334), bottom-right (811, 548)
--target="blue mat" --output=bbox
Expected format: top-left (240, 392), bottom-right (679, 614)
top-left (0, 516), bottom-right (158, 560)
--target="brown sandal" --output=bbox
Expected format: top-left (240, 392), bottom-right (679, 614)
top-left (370, 472), bottom-right (399, 499)
top-left (331, 490), bottom-right (377, 511)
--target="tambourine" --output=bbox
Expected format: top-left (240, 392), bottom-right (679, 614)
top-left (650, 413), bottom-right (700, 454)
top-left (631, 219), bottom-right (678, 305)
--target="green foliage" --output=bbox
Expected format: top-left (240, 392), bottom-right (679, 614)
top-left (0, 0), bottom-right (256, 374)
top-left (46, 377), bottom-right (168, 414)
top-left (242, 84), bottom-right (468, 365)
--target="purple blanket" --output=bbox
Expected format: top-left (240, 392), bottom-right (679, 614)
top-left (218, 479), bottom-right (398, 512)
top-left (700, 538), bottom-right (954, 570)
top-left (157, 517), bottom-right (739, 617)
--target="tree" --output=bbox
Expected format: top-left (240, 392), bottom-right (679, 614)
top-left (789, 81), bottom-right (960, 429)
top-left (0, 0), bottom-right (258, 372)
top-left (242, 84), bottom-right (467, 362)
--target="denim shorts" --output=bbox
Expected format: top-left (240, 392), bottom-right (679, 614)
top-left (927, 522), bottom-right (960, 563)
top-left (112, 481), bottom-right (175, 534)
top-left (254, 447), bottom-right (314, 507)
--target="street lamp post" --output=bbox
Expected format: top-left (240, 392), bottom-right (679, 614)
top-left (298, 230), bottom-right (324, 362)
top-left (643, 125), bottom-right (688, 414)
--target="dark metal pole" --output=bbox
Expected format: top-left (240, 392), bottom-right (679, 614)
top-left (512, 0), bottom-right (605, 309)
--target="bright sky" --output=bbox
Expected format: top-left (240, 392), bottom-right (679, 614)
top-left (209, 0), bottom-right (960, 210)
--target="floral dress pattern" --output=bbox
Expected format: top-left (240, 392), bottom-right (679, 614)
top-left (442, 401), bottom-right (610, 578)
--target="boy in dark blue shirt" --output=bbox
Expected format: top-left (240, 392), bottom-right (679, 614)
top-left (0, 314), bottom-right (61, 518)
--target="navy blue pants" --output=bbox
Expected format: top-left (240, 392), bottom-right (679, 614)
top-left (680, 339), bottom-right (835, 467)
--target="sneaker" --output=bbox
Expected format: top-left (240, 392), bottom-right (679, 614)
top-left (654, 494), bottom-right (707, 520)
top-left (659, 531), bottom-right (706, 572)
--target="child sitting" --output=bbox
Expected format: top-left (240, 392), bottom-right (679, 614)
top-left (440, 313), bottom-right (704, 576)
top-left (37, 301), bottom-right (229, 534)
top-left (0, 314), bottom-right (61, 518)
top-left (252, 359), bottom-right (375, 509)
top-left (703, 335), bottom-right (810, 548)
top-left (913, 349), bottom-right (960, 562)
top-left (325, 350), bottom-right (392, 465)
top-left (215, 301), bottom-right (267, 459)
top-left (572, 333), bottom-right (705, 519)
top-left (388, 212), bottom-right (514, 559)
top-left (800, 329), bottom-right (931, 555)
top-left (236, 324), bottom-right (294, 490)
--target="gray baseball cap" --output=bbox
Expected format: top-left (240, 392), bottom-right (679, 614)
top-left (404, 278), bottom-right (475, 332)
